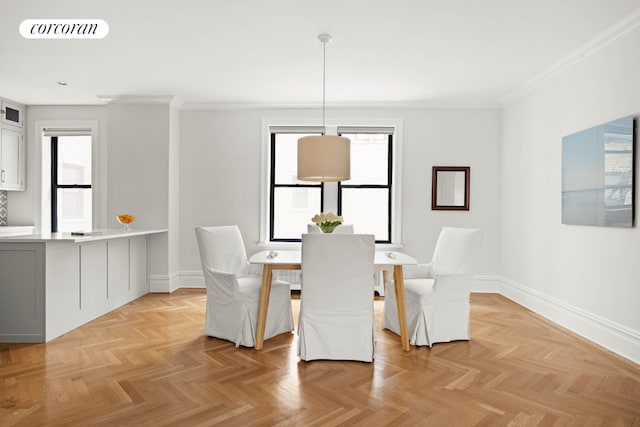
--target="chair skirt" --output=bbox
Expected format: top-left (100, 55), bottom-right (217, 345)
top-left (205, 276), bottom-right (293, 347)
top-left (382, 277), bottom-right (470, 347)
top-left (298, 310), bottom-right (375, 362)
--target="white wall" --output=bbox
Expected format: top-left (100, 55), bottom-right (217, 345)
top-left (19, 104), bottom-right (173, 236)
top-left (168, 103), bottom-right (180, 278)
top-left (106, 103), bottom-right (170, 229)
top-left (106, 101), bottom-right (179, 291)
top-left (501, 26), bottom-right (640, 362)
top-left (18, 105), bottom-right (502, 279)
top-left (179, 107), bottom-right (502, 276)
top-left (15, 102), bottom-right (180, 291)
top-left (16, 105), bottom-right (108, 230)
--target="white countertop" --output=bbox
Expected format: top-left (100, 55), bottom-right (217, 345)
top-left (0, 228), bottom-right (167, 243)
top-left (0, 225), bottom-right (36, 237)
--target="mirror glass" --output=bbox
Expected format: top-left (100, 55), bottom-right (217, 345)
top-left (432, 166), bottom-right (470, 210)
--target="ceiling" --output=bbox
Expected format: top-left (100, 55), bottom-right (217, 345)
top-left (1, 0), bottom-right (638, 108)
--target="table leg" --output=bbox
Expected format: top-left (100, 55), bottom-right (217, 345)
top-left (382, 270), bottom-right (390, 288)
top-left (255, 264), bottom-right (273, 350)
top-left (393, 265), bottom-right (410, 351)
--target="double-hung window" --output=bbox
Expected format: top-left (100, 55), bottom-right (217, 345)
top-left (48, 130), bottom-right (93, 232)
top-left (266, 123), bottom-right (399, 244)
top-left (338, 127), bottom-right (394, 243)
top-left (270, 127), bottom-right (324, 241)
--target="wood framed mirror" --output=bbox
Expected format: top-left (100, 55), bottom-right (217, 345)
top-left (431, 166), bottom-right (470, 210)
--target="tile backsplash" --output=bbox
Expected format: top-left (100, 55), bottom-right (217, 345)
top-left (0, 190), bottom-right (7, 225)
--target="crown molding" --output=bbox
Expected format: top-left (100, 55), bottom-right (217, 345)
top-left (96, 94), bottom-right (182, 107)
top-left (179, 100), bottom-right (501, 111)
top-left (500, 7), bottom-right (640, 106)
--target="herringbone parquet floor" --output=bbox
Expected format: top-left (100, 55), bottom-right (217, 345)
top-left (1, 290), bottom-right (639, 426)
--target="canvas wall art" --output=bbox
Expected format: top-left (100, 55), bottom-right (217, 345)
top-left (561, 115), bottom-right (635, 227)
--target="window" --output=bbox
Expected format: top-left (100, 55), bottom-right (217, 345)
top-left (270, 129), bottom-right (324, 241)
top-left (338, 129), bottom-right (393, 243)
top-left (266, 123), bottom-right (400, 244)
top-left (49, 133), bottom-right (92, 232)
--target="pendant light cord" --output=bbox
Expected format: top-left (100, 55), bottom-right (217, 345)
top-left (322, 39), bottom-right (326, 129)
top-left (316, 33), bottom-right (332, 131)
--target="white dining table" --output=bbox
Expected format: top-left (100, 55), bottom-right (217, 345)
top-left (249, 250), bottom-right (417, 351)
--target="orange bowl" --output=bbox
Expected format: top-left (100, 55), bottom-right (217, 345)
top-left (117, 214), bottom-right (134, 224)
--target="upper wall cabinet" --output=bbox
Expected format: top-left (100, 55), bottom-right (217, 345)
top-left (0, 97), bottom-right (26, 191)
top-left (1, 100), bottom-right (24, 128)
top-left (0, 127), bottom-right (25, 190)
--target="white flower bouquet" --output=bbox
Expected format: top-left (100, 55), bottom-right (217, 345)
top-left (311, 212), bottom-right (344, 233)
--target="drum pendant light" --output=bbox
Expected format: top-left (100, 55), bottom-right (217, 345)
top-left (297, 34), bottom-right (350, 182)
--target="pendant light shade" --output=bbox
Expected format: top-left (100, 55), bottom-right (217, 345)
top-left (298, 135), bottom-right (350, 182)
top-left (297, 33), bottom-right (350, 182)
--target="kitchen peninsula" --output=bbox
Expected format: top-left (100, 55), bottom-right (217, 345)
top-left (0, 228), bottom-right (167, 343)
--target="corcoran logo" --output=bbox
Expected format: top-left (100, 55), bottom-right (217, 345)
top-left (19, 19), bottom-right (109, 39)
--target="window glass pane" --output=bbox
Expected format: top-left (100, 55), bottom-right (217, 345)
top-left (269, 129), bottom-right (394, 243)
top-left (57, 188), bottom-right (93, 232)
top-left (341, 133), bottom-right (388, 185)
top-left (57, 135), bottom-right (92, 185)
top-left (274, 133), bottom-right (321, 185)
top-left (273, 187), bottom-right (321, 239)
top-left (341, 188), bottom-right (389, 241)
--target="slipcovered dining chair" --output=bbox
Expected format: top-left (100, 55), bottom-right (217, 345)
top-left (195, 225), bottom-right (293, 347)
top-left (298, 233), bottom-right (376, 362)
top-left (382, 227), bottom-right (482, 347)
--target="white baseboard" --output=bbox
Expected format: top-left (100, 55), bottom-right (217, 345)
top-left (472, 274), bottom-right (503, 293)
top-left (498, 276), bottom-right (640, 365)
top-left (179, 270), bottom-right (205, 288)
top-left (149, 271), bottom-right (180, 293)
top-left (172, 270), bottom-right (639, 365)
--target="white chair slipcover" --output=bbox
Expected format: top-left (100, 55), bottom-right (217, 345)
top-left (195, 225), bottom-right (293, 347)
top-left (307, 224), bottom-right (354, 234)
top-left (298, 233), bottom-right (376, 362)
top-left (382, 227), bottom-right (482, 347)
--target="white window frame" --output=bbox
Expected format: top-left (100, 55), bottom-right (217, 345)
top-left (260, 117), bottom-right (403, 248)
top-left (34, 120), bottom-right (102, 233)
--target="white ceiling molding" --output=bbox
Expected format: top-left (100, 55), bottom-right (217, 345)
top-left (179, 101), bottom-right (502, 111)
top-left (96, 95), bottom-right (178, 105)
top-left (500, 7), bottom-right (640, 106)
